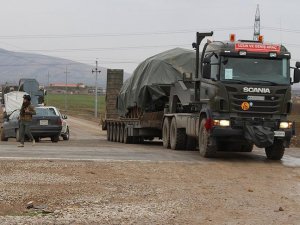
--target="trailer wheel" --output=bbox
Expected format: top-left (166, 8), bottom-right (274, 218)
top-left (170, 117), bottom-right (186, 150)
top-left (265, 140), bottom-right (285, 160)
top-left (113, 124), bottom-right (118, 142)
top-left (124, 127), bottom-right (131, 144)
top-left (119, 125), bottom-right (124, 143)
top-left (198, 118), bottom-right (217, 157)
top-left (107, 123), bottom-right (111, 141)
top-left (162, 118), bottom-right (170, 148)
top-left (115, 124), bottom-right (120, 142)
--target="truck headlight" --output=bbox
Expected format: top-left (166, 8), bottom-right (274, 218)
top-left (279, 122), bottom-right (293, 129)
top-left (214, 120), bottom-right (230, 127)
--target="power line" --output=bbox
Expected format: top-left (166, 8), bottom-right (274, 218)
top-left (0, 25), bottom-right (300, 41)
top-left (0, 26), bottom-right (253, 39)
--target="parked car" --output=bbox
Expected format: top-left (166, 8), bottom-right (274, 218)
top-left (0, 107), bottom-right (62, 142)
top-left (42, 106), bottom-right (70, 140)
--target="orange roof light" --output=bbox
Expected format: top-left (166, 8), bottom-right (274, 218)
top-left (258, 35), bottom-right (264, 42)
top-left (230, 34), bottom-right (236, 42)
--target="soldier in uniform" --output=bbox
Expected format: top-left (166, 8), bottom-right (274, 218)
top-left (18, 94), bottom-right (36, 147)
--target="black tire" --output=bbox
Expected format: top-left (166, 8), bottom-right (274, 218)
top-left (124, 127), bottom-right (131, 144)
top-left (162, 118), bottom-right (170, 148)
top-left (107, 123), bottom-right (111, 141)
top-left (34, 137), bottom-right (40, 142)
top-left (51, 135), bottom-right (59, 143)
top-left (116, 124), bottom-right (120, 142)
top-left (16, 129), bottom-right (20, 142)
top-left (109, 123), bottom-right (114, 141)
top-left (1, 129), bottom-right (8, 141)
top-left (113, 124), bottom-right (117, 142)
top-left (62, 128), bottom-right (70, 141)
top-left (265, 140), bottom-right (285, 160)
top-left (110, 124), bottom-right (113, 141)
top-left (198, 118), bottom-right (217, 157)
top-left (170, 117), bottom-right (186, 150)
top-left (186, 136), bottom-right (197, 150)
top-left (120, 125), bottom-right (124, 143)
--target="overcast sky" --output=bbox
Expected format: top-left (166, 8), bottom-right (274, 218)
top-left (0, 0), bottom-right (299, 74)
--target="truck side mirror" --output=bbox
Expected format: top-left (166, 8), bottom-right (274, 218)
top-left (202, 63), bottom-right (211, 79)
top-left (294, 68), bottom-right (300, 83)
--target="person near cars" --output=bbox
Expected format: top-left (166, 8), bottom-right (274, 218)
top-left (18, 94), bottom-right (36, 147)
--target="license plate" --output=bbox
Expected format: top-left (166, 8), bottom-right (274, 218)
top-left (40, 120), bottom-right (48, 126)
top-left (274, 131), bottom-right (285, 137)
top-left (247, 96), bottom-right (265, 101)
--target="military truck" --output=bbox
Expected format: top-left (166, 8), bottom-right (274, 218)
top-left (105, 32), bottom-right (300, 160)
top-left (18, 78), bottom-right (45, 106)
top-left (1, 79), bottom-right (45, 106)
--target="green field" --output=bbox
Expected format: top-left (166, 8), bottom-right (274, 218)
top-left (45, 94), bottom-right (106, 119)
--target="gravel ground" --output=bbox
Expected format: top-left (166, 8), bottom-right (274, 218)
top-left (0, 160), bottom-right (299, 225)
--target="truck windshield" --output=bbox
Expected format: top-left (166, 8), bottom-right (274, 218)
top-left (220, 57), bottom-right (290, 85)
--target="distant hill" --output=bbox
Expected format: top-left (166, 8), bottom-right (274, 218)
top-left (0, 48), bottom-right (130, 87)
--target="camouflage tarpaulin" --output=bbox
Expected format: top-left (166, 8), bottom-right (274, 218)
top-left (117, 48), bottom-right (196, 116)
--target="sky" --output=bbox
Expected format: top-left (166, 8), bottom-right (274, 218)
top-left (0, 0), bottom-right (299, 74)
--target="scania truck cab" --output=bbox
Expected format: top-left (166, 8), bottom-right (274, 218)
top-left (192, 32), bottom-right (300, 159)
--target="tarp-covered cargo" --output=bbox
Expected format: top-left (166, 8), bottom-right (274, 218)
top-left (117, 48), bottom-right (196, 116)
top-left (4, 91), bottom-right (28, 115)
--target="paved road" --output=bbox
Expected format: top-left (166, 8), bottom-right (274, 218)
top-left (0, 116), bottom-right (299, 167)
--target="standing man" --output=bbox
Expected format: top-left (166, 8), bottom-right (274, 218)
top-left (18, 94), bottom-right (36, 147)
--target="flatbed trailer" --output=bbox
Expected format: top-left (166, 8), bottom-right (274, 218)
top-left (104, 32), bottom-right (300, 160)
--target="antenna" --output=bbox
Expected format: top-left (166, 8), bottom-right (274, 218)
top-left (253, 4), bottom-right (260, 41)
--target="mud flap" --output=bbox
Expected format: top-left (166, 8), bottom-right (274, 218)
top-left (244, 125), bottom-right (274, 148)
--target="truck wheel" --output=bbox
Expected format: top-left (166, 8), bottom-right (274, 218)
top-left (120, 125), bottom-right (124, 143)
top-left (162, 118), bottom-right (170, 148)
top-left (170, 117), bottom-right (186, 150)
top-left (1, 129), bottom-right (8, 141)
top-left (265, 140), bottom-right (285, 160)
top-left (199, 118), bottom-right (217, 157)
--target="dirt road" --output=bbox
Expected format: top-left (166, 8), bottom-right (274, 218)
top-left (0, 116), bottom-right (299, 224)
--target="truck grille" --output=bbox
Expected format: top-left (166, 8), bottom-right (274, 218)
top-left (229, 92), bottom-right (285, 115)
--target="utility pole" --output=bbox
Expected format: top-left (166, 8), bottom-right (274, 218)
top-left (64, 66), bottom-right (70, 112)
top-left (253, 4), bottom-right (260, 41)
top-left (47, 71), bottom-right (50, 87)
top-left (46, 72), bottom-right (50, 105)
top-left (92, 60), bottom-right (101, 118)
